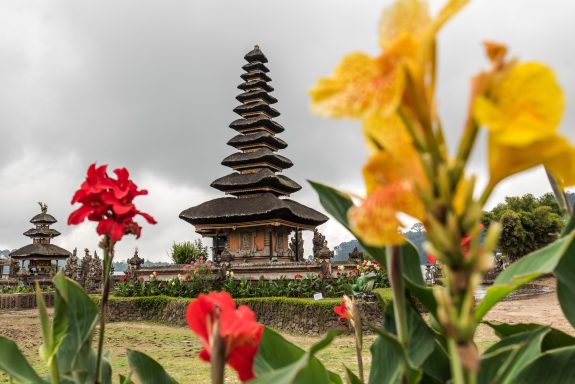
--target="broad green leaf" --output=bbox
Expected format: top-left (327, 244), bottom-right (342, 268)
top-left (554, 242), bottom-right (575, 328)
top-left (368, 329), bottom-right (422, 384)
top-left (383, 299), bottom-right (435, 366)
top-left (0, 336), bottom-right (47, 384)
top-left (53, 273), bottom-right (101, 383)
top-left (475, 232), bottom-right (575, 321)
top-left (512, 346), bottom-right (575, 383)
top-left (127, 349), bottom-right (178, 384)
top-left (309, 181), bottom-right (437, 315)
top-left (561, 208), bottom-right (575, 236)
top-left (419, 341), bottom-right (450, 384)
top-left (253, 329), bottom-right (340, 384)
top-left (479, 327), bottom-right (548, 384)
top-left (484, 322), bottom-right (575, 351)
top-left (344, 366), bottom-right (362, 384)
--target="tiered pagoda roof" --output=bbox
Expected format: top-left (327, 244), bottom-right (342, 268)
top-left (180, 45), bottom-right (328, 232)
top-left (10, 203), bottom-right (71, 260)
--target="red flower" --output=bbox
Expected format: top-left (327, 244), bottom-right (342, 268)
top-left (68, 163), bottom-right (156, 242)
top-left (427, 254), bottom-right (436, 264)
top-left (186, 292), bottom-right (263, 382)
top-left (294, 273), bottom-right (302, 279)
top-left (334, 298), bottom-right (352, 322)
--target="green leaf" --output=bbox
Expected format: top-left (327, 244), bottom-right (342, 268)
top-left (383, 299), bottom-right (435, 366)
top-left (0, 336), bottom-right (47, 384)
top-left (344, 366), bottom-right (362, 384)
top-left (484, 322), bottom-right (575, 351)
top-left (561, 208), bottom-right (575, 236)
top-left (52, 273), bottom-right (101, 383)
top-left (419, 341), bottom-right (450, 384)
top-left (253, 328), bottom-right (340, 384)
top-left (475, 232), bottom-right (575, 321)
top-left (127, 349), bottom-right (178, 384)
top-left (368, 329), bottom-right (422, 384)
top-left (479, 327), bottom-right (548, 384)
top-left (309, 181), bottom-right (437, 315)
top-left (512, 346), bottom-right (575, 383)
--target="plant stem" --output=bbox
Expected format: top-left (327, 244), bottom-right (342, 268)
top-left (210, 312), bottom-right (226, 384)
top-left (354, 334), bottom-right (364, 383)
top-left (448, 339), bottom-right (465, 384)
top-left (386, 246), bottom-right (408, 348)
top-left (95, 236), bottom-right (113, 384)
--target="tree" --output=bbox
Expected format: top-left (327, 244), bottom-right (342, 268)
top-left (170, 239), bottom-right (208, 264)
top-left (483, 193), bottom-right (565, 261)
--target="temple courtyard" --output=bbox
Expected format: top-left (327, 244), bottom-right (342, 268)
top-left (0, 277), bottom-right (568, 383)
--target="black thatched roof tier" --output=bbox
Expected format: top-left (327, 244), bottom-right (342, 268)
top-left (229, 116), bottom-right (284, 134)
top-left (211, 169), bottom-right (301, 195)
top-left (240, 71), bottom-right (272, 82)
top-left (179, 193), bottom-right (328, 227)
top-left (237, 80), bottom-right (274, 92)
top-left (227, 132), bottom-right (287, 150)
top-left (23, 228), bottom-right (61, 238)
top-left (30, 212), bottom-right (57, 224)
top-left (10, 244), bottom-right (71, 260)
top-left (242, 61), bottom-right (269, 73)
top-left (233, 102), bottom-right (280, 118)
top-left (222, 148), bottom-right (293, 170)
top-left (236, 90), bottom-right (277, 104)
top-left (244, 45), bottom-right (268, 63)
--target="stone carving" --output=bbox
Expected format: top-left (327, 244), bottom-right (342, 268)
top-left (9, 258), bottom-right (20, 277)
top-left (85, 251), bottom-right (103, 292)
top-left (313, 229), bottom-right (334, 260)
top-left (126, 248), bottom-right (145, 281)
top-left (348, 247), bottom-right (364, 263)
top-left (289, 230), bottom-right (304, 261)
top-left (64, 248), bottom-right (81, 281)
top-left (38, 202), bottom-right (48, 214)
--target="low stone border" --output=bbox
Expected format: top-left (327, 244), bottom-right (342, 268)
top-left (106, 296), bottom-right (384, 334)
top-left (0, 292), bottom-right (54, 310)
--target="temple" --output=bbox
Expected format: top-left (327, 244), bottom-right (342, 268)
top-left (10, 202), bottom-right (71, 278)
top-left (180, 45), bottom-right (328, 264)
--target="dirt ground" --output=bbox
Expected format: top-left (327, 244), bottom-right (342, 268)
top-left (0, 277), bottom-right (570, 382)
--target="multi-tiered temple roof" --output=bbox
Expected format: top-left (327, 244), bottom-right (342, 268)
top-left (11, 203), bottom-right (71, 261)
top-left (180, 45), bottom-right (327, 236)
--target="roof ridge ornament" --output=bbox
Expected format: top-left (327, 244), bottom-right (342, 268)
top-left (38, 201), bottom-right (48, 213)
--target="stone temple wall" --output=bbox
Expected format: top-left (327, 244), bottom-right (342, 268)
top-left (0, 292), bottom-right (54, 310)
top-left (0, 293), bottom-right (384, 335)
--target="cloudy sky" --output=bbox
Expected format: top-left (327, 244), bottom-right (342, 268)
top-left (0, 0), bottom-right (573, 262)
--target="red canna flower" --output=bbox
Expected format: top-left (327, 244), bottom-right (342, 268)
top-left (294, 273), bottom-right (302, 279)
top-left (68, 163), bottom-right (156, 242)
top-left (186, 292), bottom-right (263, 382)
top-left (334, 297), bottom-right (352, 322)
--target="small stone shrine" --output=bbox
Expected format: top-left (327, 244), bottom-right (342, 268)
top-left (126, 248), bottom-right (145, 281)
top-left (180, 46), bottom-right (328, 264)
top-left (10, 203), bottom-right (71, 280)
top-left (63, 248), bottom-right (82, 281)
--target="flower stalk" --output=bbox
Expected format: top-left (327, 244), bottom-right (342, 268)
top-left (210, 311), bottom-right (226, 384)
top-left (386, 246), bottom-right (408, 349)
top-left (95, 235), bottom-right (114, 384)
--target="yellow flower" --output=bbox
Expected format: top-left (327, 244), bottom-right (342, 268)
top-left (350, 116), bottom-right (428, 246)
top-left (473, 58), bottom-right (575, 187)
top-left (349, 182), bottom-right (424, 246)
top-left (310, 0), bottom-right (469, 120)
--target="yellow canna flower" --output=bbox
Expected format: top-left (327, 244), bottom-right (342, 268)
top-left (349, 182), bottom-right (425, 246)
top-left (473, 57), bottom-right (575, 187)
top-left (362, 113), bottom-right (413, 154)
top-left (310, 0), bottom-right (467, 120)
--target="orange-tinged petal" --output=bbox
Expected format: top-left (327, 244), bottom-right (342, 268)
top-left (310, 52), bottom-right (404, 119)
top-left (483, 41), bottom-right (508, 68)
top-left (431, 0), bottom-right (470, 34)
top-left (362, 114), bottom-right (412, 154)
top-left (488, 134), bottom-right (574, 187)
top-left (349, 182), bottom-right (424, 246)
top-left (474, 62), bottom-right (564, 147)
top-left (379, 0), bottom-right (431, 49)
top-left (544, 140), bottom-right (575, 188)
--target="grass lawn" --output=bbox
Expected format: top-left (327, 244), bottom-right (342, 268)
top-left (0, 314), bottom-right (502, 383)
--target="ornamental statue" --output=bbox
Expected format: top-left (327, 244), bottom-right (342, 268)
top-left (126, 248), bottom-right (145, 281)
top-left (64, 248), bottom-right (81, 281)
top-left (289, 230), bottom-right (304, 262)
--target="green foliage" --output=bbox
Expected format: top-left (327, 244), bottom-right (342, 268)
top-left (114, 271), bottom-right (389, 299)
top-left (127, 349), bottom-right (178, 384)
top-left (169, 239), bottom-right (208, 264)
top-left (483, 193), bottom-right (565, 261)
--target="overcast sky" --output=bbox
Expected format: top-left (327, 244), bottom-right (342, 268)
top-left (0, 0), bottom-right (573, 262)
